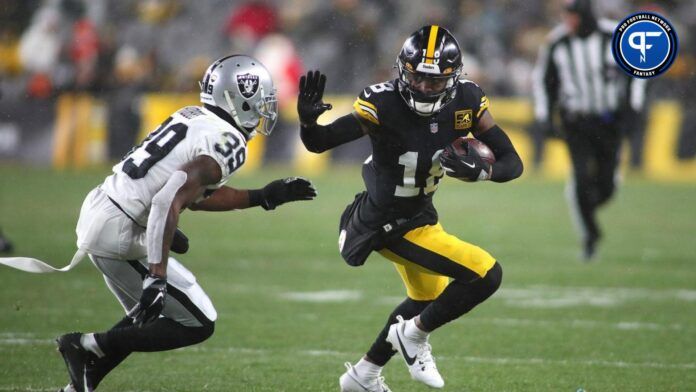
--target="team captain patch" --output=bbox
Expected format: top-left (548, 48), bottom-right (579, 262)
top-left (454, 109), bottom-right (472, 130)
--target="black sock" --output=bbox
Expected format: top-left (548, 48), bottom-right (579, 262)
top-left (365, 298), bottom-right (431, 366)
top-left (95, 318), bottom-right (214, 358)
top-left (419, 262), bottom-right (502, 331)
top-left (87, 316), bottom-right (133, 388)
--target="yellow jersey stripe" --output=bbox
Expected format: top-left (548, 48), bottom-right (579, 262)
top-left (355, 97), bottom-right (377, 112)
top-left (477, 96), bottom-right (490, 118)
top-left (353, 99), bottom-right (379, 125)
top-left (425, 25), bottom-right (439, 64)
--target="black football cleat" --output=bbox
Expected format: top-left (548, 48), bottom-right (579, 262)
top-left (56, 333), bottom-right (97, 392)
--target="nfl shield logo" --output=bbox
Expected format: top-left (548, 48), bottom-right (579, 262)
top-left (237, 73), bottom-right (260, 98)
top-left (430, 122), bottom-right (439, 133)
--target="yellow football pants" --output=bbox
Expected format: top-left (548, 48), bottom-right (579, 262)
top-left (378, 222), bottom-right (496, 301)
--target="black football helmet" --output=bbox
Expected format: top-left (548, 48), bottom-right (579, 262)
top-left (397, 25), bottom-right (463, 116)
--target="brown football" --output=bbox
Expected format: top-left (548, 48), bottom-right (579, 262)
top-left (449, 137), bottom-right (496, 164)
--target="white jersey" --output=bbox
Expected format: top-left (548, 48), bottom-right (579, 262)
top-left (101, 106), bottom-right (247, 226)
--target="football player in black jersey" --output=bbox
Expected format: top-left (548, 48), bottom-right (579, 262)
top-left (298, 25), bottom-right (523, 391)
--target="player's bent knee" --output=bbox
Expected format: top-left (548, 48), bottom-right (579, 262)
top-left (188, 321), bottom-right (215, 346)
top-left (483, 262), bottom-right (503, 296)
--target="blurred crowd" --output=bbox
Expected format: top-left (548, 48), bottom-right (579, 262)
top-left (1, 0), bottom-right (695, 160)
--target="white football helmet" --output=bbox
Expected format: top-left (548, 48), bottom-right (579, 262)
top-left (199, 55), bottom-right (278, 136)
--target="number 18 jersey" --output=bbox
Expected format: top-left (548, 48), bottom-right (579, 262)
top-left (353, 79), bottom-right (490, 218)
top-left (101, 106), bottom-right (247, 226)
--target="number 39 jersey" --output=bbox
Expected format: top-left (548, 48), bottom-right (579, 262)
top-left (353, 79), bottom-right (490, 217)
top-left (101, 106), bottom-right (247, 226)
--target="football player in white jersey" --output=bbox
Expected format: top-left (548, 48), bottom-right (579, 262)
top-left (0, 55), bottom-right (316, 391)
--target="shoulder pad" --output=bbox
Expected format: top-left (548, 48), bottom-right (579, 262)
top-left (458, 78), bottom-right (481, 89)
top-left (458, 79), bottom-right (489, 119)
top-left (353, 81), bottom-right (394, 126)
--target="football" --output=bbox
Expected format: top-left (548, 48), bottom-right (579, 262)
top-left (449, 137), bottom-right (496, 164)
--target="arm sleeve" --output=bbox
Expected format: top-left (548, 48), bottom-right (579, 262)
top-left (476, 125), bottom-right (524, 183)
top-left (532, 42), bottom-right (559, 123)
top-left (300, 113), bottom-right (364, 153)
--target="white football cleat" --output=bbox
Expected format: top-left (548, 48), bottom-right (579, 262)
top-left (386, 315), bottom-right (444, 389)
top-left (339, 362), bottom-right (391, 392)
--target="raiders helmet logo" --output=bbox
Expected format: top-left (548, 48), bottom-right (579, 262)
top-left (236, 73), bottom-right (260, 98)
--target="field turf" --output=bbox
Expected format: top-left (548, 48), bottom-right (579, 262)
top-left (0, 165), bottom-right (694, 391)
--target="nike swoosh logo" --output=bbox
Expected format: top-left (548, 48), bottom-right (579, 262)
top-left (396, 330), bottom-right (417, 365)
top-left (348, 371), bottom-right (372, 391)
top-left (463, 162), bottom-right (476, 168)
top-left (363, 90), bottom-right (372, 98)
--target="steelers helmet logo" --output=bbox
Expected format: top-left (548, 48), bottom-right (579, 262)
top-left (612, 12), bottom-right (678, 78)
top-left (236, 73), bottom-right (260, 98)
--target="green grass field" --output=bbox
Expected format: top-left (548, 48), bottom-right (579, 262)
top-left (0, 165), bottom-right (695, 391)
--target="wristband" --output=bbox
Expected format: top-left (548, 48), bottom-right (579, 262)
top-left (248, 189), bottom-right (266, 209)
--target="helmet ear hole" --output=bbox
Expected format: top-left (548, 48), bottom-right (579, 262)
top-left (242, 102), bottom-right (251, 111)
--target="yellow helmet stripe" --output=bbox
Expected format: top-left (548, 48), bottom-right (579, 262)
top-left (425, 25), bottom-right (439, 64)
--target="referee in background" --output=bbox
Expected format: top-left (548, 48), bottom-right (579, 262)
top-left (533, 0), bottom-right (646, 260)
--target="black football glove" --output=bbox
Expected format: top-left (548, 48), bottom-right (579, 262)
top-left (439, 143), bottom-right (492, 182)
top-left (298, 70), bottom-right (332, 126)
top-left (130, 274), bottom-right (167, 327)
top-left (260, 177), bottom-right (317, 210)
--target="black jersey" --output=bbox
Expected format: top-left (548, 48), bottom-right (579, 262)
top-left (353, 79), bottom-right (490, 220)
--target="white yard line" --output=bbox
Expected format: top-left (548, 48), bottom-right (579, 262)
top-left (183, 345), bottom-right (696, 370)
top-left (0, 338), bottom-right (53, 345)
top-left (462, 317), bottom-right (688, 332)
top-left (280, 289), bottom-right (363, 302)
top-left (493, 285), bottom-right (696, 308)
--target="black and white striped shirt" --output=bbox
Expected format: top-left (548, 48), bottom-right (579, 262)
top-left (533, 19), bottom-right (646, 123)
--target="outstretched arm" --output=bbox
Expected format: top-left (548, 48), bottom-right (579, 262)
top-left (189, 178), bottom-right (317, 211)
top-left (298, 70), bottom-right (364, 153)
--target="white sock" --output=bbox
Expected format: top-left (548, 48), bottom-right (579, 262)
top-left (404, 318), bottom-right (429, 341)
top-left (62, 383), bottom-right (77, 392)
top-left (80, 333), bottom-right (105, 358)
top-left (354, 358), bottom-right (382, 378)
